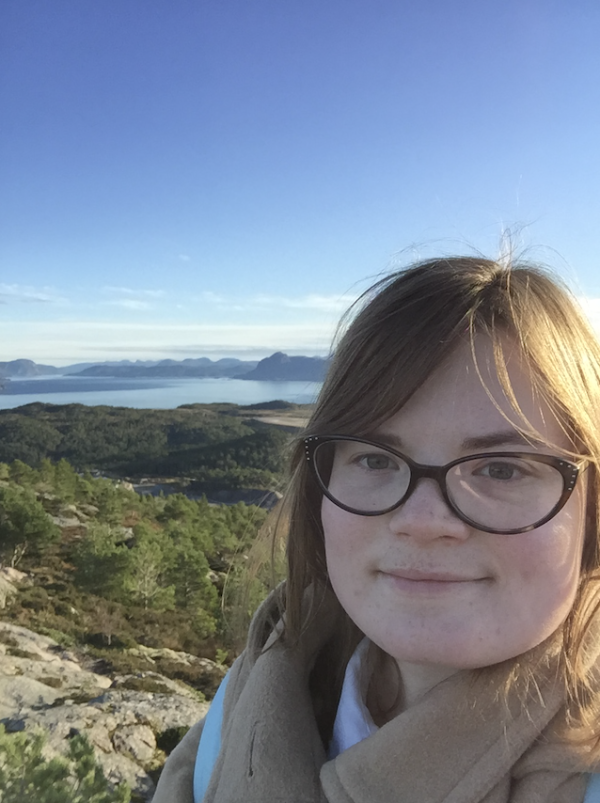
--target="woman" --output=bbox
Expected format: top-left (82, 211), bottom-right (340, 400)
top-left (155, 255), bottom-right (600, 802)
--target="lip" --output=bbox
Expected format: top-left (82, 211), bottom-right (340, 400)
top-left (382, 568), bottom-right (482, 582)
top-left (378, 568), bottom-right (489, 593)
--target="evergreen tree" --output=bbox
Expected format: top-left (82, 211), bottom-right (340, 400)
top-left (166, 525), bottom-right (218, 629)
top-left (37, 457), bottom-right (56, 489)
top-left (53, 458), bottom-right (80, 503)
top-left (0, 485), bottom-right (60, 567)
top-left (72, 522), bottom-right (130, 599)
top-left (90, 481), bottom-right (127, 524)
top-left (124, 523), bottom-right (175, 611)
top-left (8, 459), bottom-right (36, 487)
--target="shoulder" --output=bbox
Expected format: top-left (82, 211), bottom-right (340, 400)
top-left (152, 718), bottom-right (205, 803)
top-left (151, 589), bottom-right (286, 803)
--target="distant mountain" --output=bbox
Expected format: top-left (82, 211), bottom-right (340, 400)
top-left (0, 354), bottom-right (329, 381)
top-left (73, 357), bottom-right (259, 379)
top-left (0, 359), bottom-right (169, 377)
top-left (240, 352), bottom-right (330, 381)
top-left (0, 359), bottom-right (61, 377)
top-left (60, 360), bottom-right (163, 374)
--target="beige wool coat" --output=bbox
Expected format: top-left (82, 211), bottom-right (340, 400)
top-left (153, 590), bottom-right (595, 803)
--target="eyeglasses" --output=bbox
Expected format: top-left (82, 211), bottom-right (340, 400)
top-left (303, 435), bottom-right (581, 535)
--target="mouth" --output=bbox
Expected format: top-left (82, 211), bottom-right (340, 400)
top-left (385, 568), bottom-right (482, 582)
top-left (378, 568), bottom-right (489, 592)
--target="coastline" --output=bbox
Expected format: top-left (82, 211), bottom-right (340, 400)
top-left (0, 376), bottom-right (322, 411)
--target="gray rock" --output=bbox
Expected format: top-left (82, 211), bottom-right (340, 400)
top-left (0, 567), bottom-right (30, 585)
top-left (2, 689), bottom-right (208, 798)
top-left (0, 568), bottom-right (31, 609)
top-left (0, 622), bottom-right (111, 696)
top-left (0, 623), bottom-right (211, 800)
top-left (113, 724), bottom-right (156, 763)
top-left (90, 689), bottom-right (209, 733)
top-left (0, 675), bottom-right (64, 719)
top-left (0, 576), bottom-right (17, 610)
top-left (50, 514), bottom-right (86, 529)
top-left (79, 503), bottom-right (100, 516)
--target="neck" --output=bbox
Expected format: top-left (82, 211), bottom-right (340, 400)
top-left (396, 660), bottom-right (460, 709)
top-left (366, 643), bottom-right (460, 724)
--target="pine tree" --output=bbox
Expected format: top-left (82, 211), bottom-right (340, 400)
top-left (73, 522), bottom-right (130, 599)
top-left (165, 524), bottom-right (218, 636)
top-left (0, 485), bottom-right (60, 567)
top-left (0, 725), bottom-right (130, 803)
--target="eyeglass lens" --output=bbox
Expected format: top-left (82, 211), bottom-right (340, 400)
top-left (312, 439), bottom-right (567, 532)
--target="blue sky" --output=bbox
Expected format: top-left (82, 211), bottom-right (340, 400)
top-left (2, 0), bottom-right (600, 365)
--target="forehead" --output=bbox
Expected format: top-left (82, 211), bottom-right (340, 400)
top-left (374, 335), bottom-right (569, 454)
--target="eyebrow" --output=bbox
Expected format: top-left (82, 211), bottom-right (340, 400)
top-left (371, 430), bottom-right (545, 452)
top-left (461, 431), bottom-right (545, 451)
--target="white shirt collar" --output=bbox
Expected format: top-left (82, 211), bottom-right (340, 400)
top-left (328, 638), bottom-right (378, 759)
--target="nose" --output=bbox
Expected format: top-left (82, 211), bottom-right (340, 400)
top-left (387, 477), bottom-right (471, 541)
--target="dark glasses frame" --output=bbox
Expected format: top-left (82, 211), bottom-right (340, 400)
top-left (303, 434), bottom-right (581, 535)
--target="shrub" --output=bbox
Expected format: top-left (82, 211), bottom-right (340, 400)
top-left (154, 658), bottom-right (224, 699)
top-left (155, 726), bottom-right (190, 756)
top-left (17, 586), bottom-right (50, 612)
top-left (85, 648), bottom-right (154, 676)
top-left (6, 647), bottom-right (41, 660)
top-left (0, 725), bottom-right (131, 802)
top-left (37, 676), bottom-right (63, 689)
top-left (36, 627), bottom-right (77, 649)
top-left (0, 632), bottom-right (18, 648)
top-left (117, 677), bottom-right (174, 695)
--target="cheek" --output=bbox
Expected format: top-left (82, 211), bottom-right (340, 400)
top-left (321, 497), bottom-right (358, 549)
top-left (518, 523), bottom-right (579, 578)
top-left (321, 500), bottom-right (369, 595)
top-left (501, 506), bottom-right (585, 633)
top-left (321, 498), bottom-right (351, 567)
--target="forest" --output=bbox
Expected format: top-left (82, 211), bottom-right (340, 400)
top-left (0, 400), bottom-right (308, 490)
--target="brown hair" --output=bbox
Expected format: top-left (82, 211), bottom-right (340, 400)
top-left (273, 255), bottom-right (600, 743)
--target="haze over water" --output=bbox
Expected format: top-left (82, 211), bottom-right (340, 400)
top-left (0, 376), bottom-right (321, 410)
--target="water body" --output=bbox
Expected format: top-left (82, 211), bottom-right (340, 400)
top-left (0, 376), bottom-right (322, 410)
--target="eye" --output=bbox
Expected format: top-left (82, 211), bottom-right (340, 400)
top-left (357, 452), bottom-right (398, 471)
top-left (477, 460), bottom-right (529, 481)
top-left (485, 462), bottom-right (515, 480)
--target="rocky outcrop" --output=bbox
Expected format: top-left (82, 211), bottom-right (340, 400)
top-left (0, 568), bottom-right (29, 609)
top-left (0, 621), bottom-right (215, 800)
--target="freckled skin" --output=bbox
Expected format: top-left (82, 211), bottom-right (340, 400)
top-left (322, 336), bottom-right (586, 701)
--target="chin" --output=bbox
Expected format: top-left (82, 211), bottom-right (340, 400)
top-left (382, 636), bottom-right (527, 672)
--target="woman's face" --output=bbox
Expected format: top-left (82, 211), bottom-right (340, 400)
top-left (322, 335), bottom-right (586, 679)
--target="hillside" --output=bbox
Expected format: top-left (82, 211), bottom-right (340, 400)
top-left (0, 400), bottom-right (311, 492)
top-left (0, 401), bottom-right (311, 797)
top-left (0, 456), bottom-right (280, 799)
